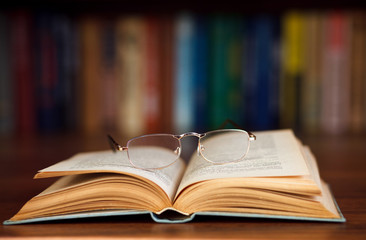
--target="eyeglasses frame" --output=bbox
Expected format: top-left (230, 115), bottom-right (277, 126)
top-left (108, 129), bottom-right (256, 170)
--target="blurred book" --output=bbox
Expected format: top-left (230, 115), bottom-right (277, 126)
top-left (173, 14), bottom-right (195, 133)
top-left (0, 11), bottom-right (365, 136)
top-left (208, 15), bottom-right (243, 130)
top-left (116, 16), bottom-right (146, 138)
top-left (280, 11), bottom-right (305, 131)
top-left (159, 16), bottom-right (175, 133)
top-left (320, 12), bottom-right (351, 134)
top-left (350, 12), bottom-right (366, 133)
top-left (192, 16), bottom-right (209, 132)
top-left (79, 16), bottom-right (103, 134)
top-left (301, 12), bottom-right (323, 134)
top-left (144, 16), bottom-right (162, 134)
top-left (35, 13), bottom-right (64, 133)
top-left (101, 19), bottom-right (117, 132)
top-left (0, 13), bottom-right (13, 135)
top-left (10, 11), bottom-right (36, 135)
top-left (243, 16), bottom-right (279, 131)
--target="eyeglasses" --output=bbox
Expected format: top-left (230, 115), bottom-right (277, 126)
top-left (108, 129), bottom-right (256, 170)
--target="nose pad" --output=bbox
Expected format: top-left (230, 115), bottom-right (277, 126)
top-left (197, 144), bottom-right (204, 156)
top-left (174, 147), bottom-right (181, 156)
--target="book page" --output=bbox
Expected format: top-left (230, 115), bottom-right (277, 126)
top-left (303, 147), bottom-right (340, 217)
top-left (176, 129), bottom-right (309, 195)
top-left (36, 150), bottom-right (186, 201)
top-left (302, 146), bottom-right (322, 190)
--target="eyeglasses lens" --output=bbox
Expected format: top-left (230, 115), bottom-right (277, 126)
top-left (127, 134), bottom-right (181, 169)
top-left (199, 130), bottom-right (250, 164)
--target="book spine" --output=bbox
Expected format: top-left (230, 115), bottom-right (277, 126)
top-left (350, 12), bottom-right (366, 133)
top-left (255, 16), bottom-right (275, 130)
top-left (244, 16), bottom-right (276, 131)
top-left (79, 16), bottom-right (103, 134)
top-left (57, 15), bottom-right (79, 131)
top-left (159, 16), bottom-right (174, 133)
top-left (242, 17), bottom-right (255, 129)
top-left (280, 12), bottom-right (305, 131)
top-left (208, 16), bottom-right (230, 129)
top-left (301, 12), bottom-right (323, 134)
top-left (320, 12), bottom-right (352, 134)
top-left (10, 11), bottom-right (36, 136)
top-left (192, 16), bottom-right (209, 132)
top-left (0, 13), bottom-right (13, 135)
top-left (35, 13), bottom-right (63, 133)
top-left (116, 16), bottom-right (146, 138)
top-left (208, 16), bottom-right (243, 130)
top-left (225, 16), bottom-right (243, 128)
top-left (144, 17), bottom-right (161, 133)
top-left (268, 16), bottom-right (281, 130)
top-left (173, 14), bottom-right (195, 133)
top-left (101, 19), bottom-right (117, 131)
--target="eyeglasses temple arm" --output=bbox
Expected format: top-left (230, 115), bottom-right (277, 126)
top-left (218, 119), bottom-right (242, 129)
top-left (107, 134), bottom-right (124, 152)
top-left (247, 131), bottom-right (256, 141)
top-left (219, 119), bottom-right (256, 141)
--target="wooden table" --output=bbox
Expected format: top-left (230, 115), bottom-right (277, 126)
top-left (1, 133), bottom-right (366, 239)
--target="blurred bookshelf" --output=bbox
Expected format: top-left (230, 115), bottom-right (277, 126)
top-left (1, 1), bottom-right (366, 140)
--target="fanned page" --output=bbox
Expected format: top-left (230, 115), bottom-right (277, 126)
top-left (35, 150), bottom-right (186, 201)
top-left (303, 147), bottom-right (340, 217)
top-left (176, 129), bottom-right (309, 195)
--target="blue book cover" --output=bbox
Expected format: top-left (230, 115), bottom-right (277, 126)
top-left (35, 13), bottom-right (64, 133)
top-left (52, 14), bottom-right (79, 131)
top-left (268, 16), bottom-right (281, 129)
top-left (254, 16), bottom-right (272, 130)
top-left (192, 16), bottom-right (209, 132)
top-left (174, 14), bottom-right (195, 133)
top-left (242, 17), bottom-right (257, 130)
top-left (243, 16), bottom-right (278, 131)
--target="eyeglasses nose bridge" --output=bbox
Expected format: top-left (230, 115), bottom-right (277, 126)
top-left (175, 132), bottom-right (206, 139)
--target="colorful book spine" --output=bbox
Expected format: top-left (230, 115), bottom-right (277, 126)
top-left (320, 12), bottom-right (352, 134)
top-left (192, 16), bottom-right (209, 132)
top-left (208, 16), bottom-right (227, 129)
top-left (280, 12), bottom-right (305, 131)
top-left (243, 16), bottom-right (278, 131)
top-left (158, 16), bottom-right (175, 133)
top-left (208, 16), bottom-right (243, 129)
top-left (144, 17), bottom-right (161, 133)
top-left (225, 16), bottom-right (243, 128)
top-left (268, 16), bottom-right (281, 130)
top-left (242, 17), bottom-right (255, 129)
top-left (0, 11), bottom-right (365, 136)
top-left (116, 16), bottom-right (146, 138)
top-left (350, 12), bottom-right (366, 133)
top-left (173, 14), bottom-right (195, 133)
top-left (79, 16), bottom-right (103, 134)
top-left (301, 12), bottom-right (323, 134)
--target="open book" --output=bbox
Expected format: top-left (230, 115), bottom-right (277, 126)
top-left (4, 129), bottom-right (345, 224)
